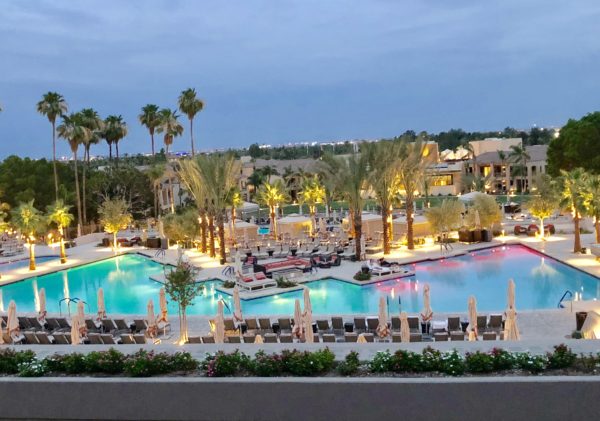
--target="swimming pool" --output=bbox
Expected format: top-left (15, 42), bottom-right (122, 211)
top-left (0, 246), bottom-right (598, 315)
top-left (0, 256), bottom-right (58, 272)
top-left (257, 226), bottom-right (270, 235)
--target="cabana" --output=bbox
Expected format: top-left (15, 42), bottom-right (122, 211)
top-left (392, 215), bottom-right (432, 240)
top-left (237, 201), bottom-right (260, 218)
top-left (277, 214), bottom-right (312, 238)
top-left (225, 220), bottom-right (259, 243)
top-left (342, 213), bottom-right (383, 239)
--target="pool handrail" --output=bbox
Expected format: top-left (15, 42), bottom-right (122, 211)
top-left (557, 290), bottom-right (573, 308)
top-left (59, 297), bottom-right (91, 317)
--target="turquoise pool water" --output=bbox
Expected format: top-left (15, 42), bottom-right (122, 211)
top-left (1, 246), bottom-right (599, 315)
top-left (257, 226), bottom-right (270, 235)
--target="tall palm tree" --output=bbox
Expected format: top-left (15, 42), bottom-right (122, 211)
top-left (138, 104), bottom-right (161, 156)
top-left (46, 200), bottom-right (74, 264)
top-left (559, 168), bottom-right (587, 253)
top-left (157, 109), bottom-right (184, 214)
top-left (103, 115), bottom-right (128, 163)
top-left (178, 160), bottom-right (208, 253)
top-left (227, 189), bottom-right (243, 245)
top-left (178, 88), bottom-right (204, 156)
top-left (36, 92), bottom-right (68, 200)
top-left (299, 175), bottom-right (326, 234)
top-left (256, 181), bottom-right (289, 239)
top-left (11, 200), bottom-right (43, 270)
top-left (497, 150), bottom-right (510, 201)
top-left (463, 141), bottom-right (476, 176)
top-left (583, 174), bottom-right (600, 244)
top-left (79, 108), bottom-right (103, 226)
top-left (321, 151), bottom-right (371, 259)
top-left (397, 138), bottom-right (427, 250)
top-left (57, 112), bottom-right (91, 237)
top-left (509, 144), bottom-right (531, 193)
top-left (146, 163), bottom-right (167, 218)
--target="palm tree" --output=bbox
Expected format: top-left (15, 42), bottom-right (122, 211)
top-left (321, 151), bottom-right (371, 259)
top-left (260, 165), bottom-right (279, 183)
top-left (497, 150), bottom-right (510, 202)
top-left (79, 108), bottom-right (103, 226)
top-left (559, 168), bottom-right (587, 252)
top-left (103, 115), bottom-right (128, 163)
top-left (139, 104), bottom-right (161, 156)
top-left (177, 159), bottom-right (208, 253)
top-left (256, 180), bottom-right (289, 239)
top-left (46, 200), bottom-right (74, 263)
top-left (11, 200), bottom-right (43, 270)
top-left (509, 144), bottom-right (531, 193)
top-left (178, 88), bottom-right (204, 156)
top-left (227, 189), bottom-right (243, 245)
top-left (397, 139), bottom-right (427, 250)
top-left (157, 109), bottom-right (183, 214)
top-left (583, 174), bottom-right (600, 244)
top-left (146, 163), bottom-right (166, 218)
top-left (464, 141), bottom-right (477, 176)
top-left (299, 175), bottom-right (326, 234)
top-left (36, 92), bottom-right (68, 200)
top-left (57, 112), bottom-right (91, 237)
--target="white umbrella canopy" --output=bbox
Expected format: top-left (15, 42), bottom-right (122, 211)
top-left (38, 288), bottom-right (47, 320)
top-left (233, 286), bottom-right (243, 322)
top-left (421, 283), bottom-right (433, 323)
top-left (77, 301), bottom-right (85, 321)
top-left (158, 287), bottom-right (168, 323)
top-left (146, 299), bottom-right (157, 331)
top-left (400, 311), bottom-right (410, 343)
top-left (214, 300), bottom-right (225, 344)
top-left (292, 299), bottom-right (303, 338)
top-left (70, 315), bottom-right (81, 346)
top-left (503, 307), bottom-right (520, 341)
top-left (7, 300), bottom-right (18, 334)
top-left (507, 279), bottom-right (516, 310)
top-left (468, 296), bottom-right (478, 341)
top-left (97, 288), bottom-right (106, 320)
top-left (376, 296), bottom-right (389, 338)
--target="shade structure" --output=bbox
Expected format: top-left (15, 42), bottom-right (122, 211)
top-left (278, 214), bottom-right (312, 237)
top-left (70, 315), bottom-right (81, 345)
top-left (503, 307), bottom-right (520, 341)
top-left (77, 301), bottom-right (85, 321)
top-left (158, 288), bottom-right (168, 323)
top-left (292, 299), bottom-right (303, 338)
top-left (343, 213), bottom-right (382, 239)
top-left (233, 286), bottom-right (243, 322)
top-left (238, 201), bottom-right (260, 217)
top-left (392, 215), bottom-right (433, 241)
top-left (421, 283), bottom-right (433, 322)
top-left (458, 191), bottom-right (488, 203)
top-left (225, 220), bottom-right (259, 243)
top-left (467, 296), bottom-right (478, 341)
top-left (507, 279), bottom-right (516, 309)
top-left (214, 300), bottom-right (225, 344)
top-left (7, 300), bottom-right (18, 335)
top-left (357, 333), bottom-right (367, 343)
top-left (38, 288), bottom-right (46, 320)
top-left (303, 288), bottom-right (314, 343)
top-left (376, 296), bottom-right (390, 338)
top-left (97, 288), bottom-right (106, 320)
top-left (255, 334), bottom-right (264, 344)
top-left (400, 311), bottom-right (410, 343)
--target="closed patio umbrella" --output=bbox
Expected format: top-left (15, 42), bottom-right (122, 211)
top-left (38, 288), bottom-right (47, 322)
top-left (400, 311), bottom-right (410, 343)
top-left (77, 300), bottom-right (85, 321)
top-left (255, 334), bottom-right (264, 344)
top-left (7, 300), bottom-right (18, 336)
top-left (507, 278), bottom-right (516, 309)
top-left (319, 218), bottom-right (327, 234)
top-left (504, 279), bottom-right (520, 340)
top-left (292, 299), bottom-right (303, 338)
top-left (467, 295), bottom-right (478, 341)
top-left (421, 283), bottom-right (433, 324)
top-left (357, 333), bottom-right (367, 343)
top-left (303, 288), bottom-right (314, 343)
top-left (97, 288), bottom-right (107, 320)
top-left (233, 286), bottom-right (243, 322)
top-left (158, 287), bottom-right (168, 324)
top-left (376, 296), bottom-right (390, 339)
top-left (70, 315), bottom-right (81, 346)
top-left (234, 251), bottom-right (243, 277)
top-left (214, 300), bottom-right (225, 344)
top-left (146, 299), bottom-right (158, 338)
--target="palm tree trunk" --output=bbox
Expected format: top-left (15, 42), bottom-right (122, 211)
top-left (208, 214), bottom-right (215, 258)
top-left (154, 184), bottom-right (159, 218)
top-left (115, 142), bottom-right (120, 167)
top-left (190, 118), bottom-right (195, 156)
top-left (28, 239), bottom-right (36, 271)
top-left (150, 130), bottom-right (155, 156)
top-left (169, 179), bottom-right (175, 213)
top-left (82, 148), bottom-right (88, 226)
top-left (406, 195), bottom-right (415, 250)
top-left (354, 208), bottom-right (362, 259)
top-left (574, 212), bottom-right (582, 253)
top-left (108, 143), bottom-right (112, 160)
top-left (596, 216), bottom-right (600, 244)
top-left (381, 204), bottom-right (390, 255)
top-left (52, 120), bottom-right (59, 201)
top-left (59, 227), bottom-right (67, 264)
top-left (348, 208), bottom-right (355, 237)
top-left (270, 207), bottom-right (277, 239)
top-left (217, 211), bottom-right (226, 264)
top-left (73, 151), bottom-right (82, 237)
top-left (539, 217), bottom-right (545, 240)
top-left (200, 208), bottom-right (207, 253)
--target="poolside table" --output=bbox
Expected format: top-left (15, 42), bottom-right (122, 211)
top-left (344, 322), bottom-right (354, 333)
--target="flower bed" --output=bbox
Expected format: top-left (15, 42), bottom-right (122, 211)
top-left (1, 344), bottom-right (597, 378)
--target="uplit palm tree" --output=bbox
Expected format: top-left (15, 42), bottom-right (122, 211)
top-left (178, 88), bottom-right (204, 156)
top-left (80, 108), bottom-right (103, 225)
top-left (559, 168), bottom-right (587, 253)
top-left (178, 159), bottom-right (208, 253)
top-left (497, 150), bottom-right (510, 201)
top-left (11, 200), bottom-right (43, 270)
top-left (299, 175), bottom-right (326, 234)
top-left (46, 200), bottom-right (74, 263)
top-left (509, 144), bottom-right (530, 193)
top-left (36, 92), bottom-right (68, 200)
top-left (582, 174), bottom-right (600, 244)
top-left (227, 189), bottom-right (243, 245)
top-left (256, 180), bottom-right (289, 239)
top-left (103, 115), bottom-right (128, 163)
top-left (57, 112), bottom-right (91, 237)
top-left (139, 104), bottom-right (161, 156)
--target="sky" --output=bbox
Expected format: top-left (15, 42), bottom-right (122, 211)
top-left (1, 0), bottom-right (599, 159)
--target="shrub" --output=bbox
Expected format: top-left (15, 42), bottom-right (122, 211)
top-left (391, 350), bottom-right (423, 373)
top-left (547, 344), bottom-right (576, 369)
top-left (465, 351), bottom-right (494, 373)
top-left (516, 353), bottom-right (548, 374)
top-left (170, 352), bottom-right (200, 372)
top-left (0, 349), bottom-right (36, 374)
top-left (421, 347), bottom-right (443, 372)
top-left (573, 353), bottom-right (600, 372)
top-left (123, 350), bottom-right (196, 377)
top-left (222, 280), bottom-right (235, 288)
top-left (275, 277), bottom-right (297, 288)
top-left (490, 348), bottom-right (516, 371)
top-left (337, 351), bottom-right (361, 376)
top-left (250, 351), bottom-right (284, 377)
top-left (18, 360), bottom-right (47, 377)
top-left (60, 353), bottom-right (88, 374)
top-left (281, 349), bottom-right (335, 376)
top-left (85, 349), bottom-right (126, 374)
top-left (369, 351), bottom-right (393, 373)
top-left (353, 272), bottom-right (371, 281)
top-left (439, 351), bottom-right (465, 376)
top-left (203, 350), bottom-right (250, 377)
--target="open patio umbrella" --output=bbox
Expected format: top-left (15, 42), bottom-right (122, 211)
top-left (70, 315), bottom-right (81, 346)
top-left (158, 287), bottom-right (168, 324)
top-left (400, 311), bottom-right (410, 343)
top-left (214, 300), bottom-right (225, 344)
top-left (97, 288), bottom-right (107, 320)
top-left (504, 279), bottom-right (520, 340)
top-left (77, 300), bottom-right (85, 321)
top-left (467, 295), bottom-right (478, 341)
top-left (303, 288), bottom-right (314, 343)
top-left (357, 333), bottom-right (367, 343)
top-left (233, 286), bottom-right (243, 322)
top-left (255, 334), bottom-right (264, 344)
top-left (292, 299), bottom-right (303, 338)
top-left (38, 288), bottom-right (47, 322)
top-left (420, 283), bottom-right (433, 323)
top-left (376, 296), bottom-right (390, 339)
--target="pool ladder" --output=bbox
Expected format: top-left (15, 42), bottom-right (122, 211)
top-left (58, 297), bottom-right (91, 316)
top-left (557, 290), bottom-right (573, 308)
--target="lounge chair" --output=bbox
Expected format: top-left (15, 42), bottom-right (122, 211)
top-left (483, 332), bottom-right (497, 341)
top-left (224, 318), bottom-right (238, 333)
top-left (264, 333), bottom-right (277, 343)
top-left (86, 319), bottom-right (101, 333)
top-left (24, 331), bottom-right (39, 344)
top-left (134, 319), bottom-right (148, 333)
top-left (245, 318), bottom-right (259, 333)
top-left (46, 318), bottom-right (61, 331)
top-left (88, 333), bottom-right (103, 344)
top-left (56, 318), bottom-right (70, 330)
top-left (114, 319), bottom-right (131, 333)
top-left (409, 333), bottom-right (422, 342)
top-left (243, 334), bottom-right (256, 343)
top-left (434, 332), bottom-right (449, 341)
top-left (35, 332), bottom-right (53, 344)
top-left (2, 332), bottom-right (14, 344)
top-left (353, 317), bottom-right (367, 333)
top-left (450, 332), bottom-right (465, 341)
top-left (102, 319), bottom-right (117, 333)
top-left (344, 332), bottom-right (358, 342)
top-left (447, 317), bottom-right (461, 333)
top-left (227, 335), bottom-right (241, 343)
top-left (64, 333), bottom-right (72, 344)
top-left (366, 318), bottom-right (379, 333)
top-left (488, 314), bottom-right (503, 333)
top-left (120, 334), bottom-right (135, 344)
top-left (100, 334), bottom-right (119, 345)
top-left (391, 333), bottom-right (402, 343)
top-left (322, 333), bottom-right (336, 343)
top-left (477, 315), bottom-right (488, 332)
top-left (391, 316), bottom-right (401, 331)
top-left (187, 336), bottom-right (202, 344)
top-left (18, 317), bottom-right (32, 330)
top-left (331, 317), bottom-right (344, 334)
top-left (133, 334), bottom-right (147, 344)
top-left (316, 319), bottom-right (331, 333)
top-left (258, 318), bottom-right (272, 332)
top-left (407, 317), bottom-right (420, 333)
top-left (279, 333), bottom-right (293, 343)
top-left (53, 333), bottom-right (69, 345)
top-left (202, 335), bottom-right (215, 344)
top-left (278, 318), bottom-right (292, 333)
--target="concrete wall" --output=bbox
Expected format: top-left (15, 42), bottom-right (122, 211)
top-left (0, 376), bottom-right (598, 420)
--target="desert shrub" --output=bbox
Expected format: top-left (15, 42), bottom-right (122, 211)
top-left (250, 351), bottom-right (284, 377)
top-left (516, 353), bottom-right (548, 374)
top-left (490, 348), bottom-right (516, 371)
top-left (547, 344), bottom-right (576, 369)
top-left (337, 351), bottom-right (361, 376)
top-left (203, 350), bottom-right (250, 377)
top-left (84, 349), bottom-right (126, 374)
top-left (0, 349), bottom-right (36, 374)
top-left (421, 347), bottom-right (443, 372)
top-left (369, 351), bottom-right (393, 373)
top-left (391, 350), bottom-right (423, 373)
top-left (17, 360), bottom-right (47, 377)
top-left (123, 350), bottom-right (196, 377)
top-left (439, 351), bottom-right (465, 376)
top-left (281, 349), bottom-right (335, 376)
top-left (222, 280), bottom-right (235, 288)
top-left (353, 272), bottom-right (371, 281)
top-left (465, 351), bottom-right (494, 373)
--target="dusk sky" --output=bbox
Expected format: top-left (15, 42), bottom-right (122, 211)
top-left (1, 0), bottom-right (599, 159)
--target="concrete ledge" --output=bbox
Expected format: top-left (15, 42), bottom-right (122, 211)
top-left (1, 376), bottom-right (599, 420)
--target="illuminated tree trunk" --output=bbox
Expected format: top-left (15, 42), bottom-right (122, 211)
top-left (208, 214), bottom-right (216, 258)
top-left (354, 208), bottom-right (362, 259)
top-left (59, 226), bottom-right (67, 264)
top-left (381, 205), bottom-right (391, 255)
top-left (406, 195), bottom-right (415, 250)
top-left (573, 211), bottom-right (582, 253)
top-left (28, 240), bottom-right (36, 271)
top-left (200, 208), bottom-right (207, 253)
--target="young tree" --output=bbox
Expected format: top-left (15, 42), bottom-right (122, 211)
top-left (46, 200), bottom-right (74, 263)
top-left (464, 193), bottom-right (502, 229)
top-left (559, 168), bottom-right (587, 252)
top-left (162, 208), bottom-right (200, 246)
top-left (98, 198), bottom-right (133, 251)
top-left (163, 259), bottom-right (203, 344)
top-left (527, 174), bottom-right (559, 240)
top-left (509, 144), bottom-right (530, 193)
top-left (11, 200), bottom-right (43, 270)
top-left (424, 200), bottom-right (464, 241)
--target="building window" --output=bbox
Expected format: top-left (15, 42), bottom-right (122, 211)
top-left (431, 174), bottom-right (453, 187)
